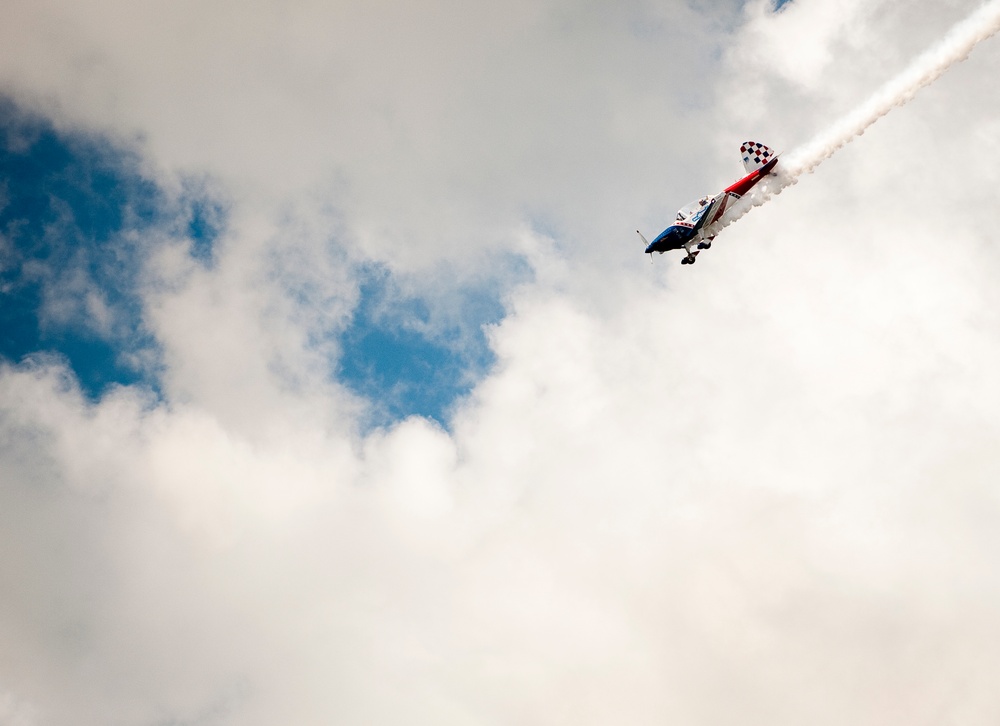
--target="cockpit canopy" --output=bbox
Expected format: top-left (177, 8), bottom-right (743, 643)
top-left (675, 195), bottom-right (714, 222)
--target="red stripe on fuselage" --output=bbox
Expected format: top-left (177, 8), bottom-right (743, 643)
top-left (723, 156), bottom-right (779, 198)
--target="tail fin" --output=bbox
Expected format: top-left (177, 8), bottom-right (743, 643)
top-left (739, 141), bottom-right (776, 174)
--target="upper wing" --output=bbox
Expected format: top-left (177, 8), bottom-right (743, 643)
top-left (692, 192), bottom-right (728, 232)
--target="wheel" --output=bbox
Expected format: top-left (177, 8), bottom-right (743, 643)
top-left (680, 257), bottom-right (690, 265)
top-left (698, 241), bottom-right (712, 250)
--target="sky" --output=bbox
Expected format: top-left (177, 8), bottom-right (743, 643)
top-left (2, 0), bottom-right (1000, 724)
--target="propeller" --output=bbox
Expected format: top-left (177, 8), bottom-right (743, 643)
top-left (637, 230), bottom-right (653, 263)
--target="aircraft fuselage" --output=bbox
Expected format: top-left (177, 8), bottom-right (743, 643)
top-left (643, 150), bottom-right (779, 258)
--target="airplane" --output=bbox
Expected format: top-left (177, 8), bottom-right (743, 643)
top-left (638, 141), bottom-right (780, 265)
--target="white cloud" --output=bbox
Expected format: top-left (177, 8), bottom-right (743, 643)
top-left (0, 0), bottom-right (726, 273)
top-left (3, 0), bottom-right (1000, 724)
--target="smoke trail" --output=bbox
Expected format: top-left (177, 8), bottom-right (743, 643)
top-left (785, 0), bottom-right (1000, 176)
top-left (710, 0), bottom-right (1000, 235)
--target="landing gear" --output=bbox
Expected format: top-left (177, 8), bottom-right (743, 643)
top-left (681, 255), bottom-right (696, 265)
top-left (697, 241), bottom-right (712, 250)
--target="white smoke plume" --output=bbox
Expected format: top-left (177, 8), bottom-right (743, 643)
top-left (711, 0), bottom-right (1000, 234)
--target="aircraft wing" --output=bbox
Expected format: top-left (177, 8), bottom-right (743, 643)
top-left (691, 192), bottom-right (727, 232)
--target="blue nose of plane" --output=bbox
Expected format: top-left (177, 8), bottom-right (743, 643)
top-left (645, 225), bottom-right (694, 254)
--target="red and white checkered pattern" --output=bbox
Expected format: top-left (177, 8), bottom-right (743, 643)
top-left (740, 141), bottom-right (774, 173)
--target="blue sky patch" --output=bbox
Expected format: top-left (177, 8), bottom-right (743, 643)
top-left (0, 98), bottom-right (163, 398)
top-left (180, 179), bottom-right (228, 266)
top-left (0, 99), bottom-right (238, 400)
top-left (186, 197), bottom-right (225, 265)
top-left (338, 264), bottom-right (509, 429)
top-left (1, 97), bottom-right (513, 426)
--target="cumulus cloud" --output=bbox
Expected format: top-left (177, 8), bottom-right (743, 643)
top-left (0, 0), bottom-right (730, 273)
top-left (3, 0), bottom-right (1000, 724)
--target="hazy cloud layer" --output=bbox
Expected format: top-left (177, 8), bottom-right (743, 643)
top-left (3, 0), bottom-right (1000, 724)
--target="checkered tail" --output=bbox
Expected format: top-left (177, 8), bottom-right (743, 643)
top-left (739, 141), bottom-right (775, 174)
